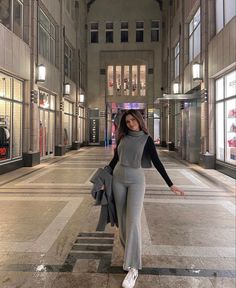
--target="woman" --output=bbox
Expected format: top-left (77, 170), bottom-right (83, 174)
top-left (106, 110), bottom-right (184, 288)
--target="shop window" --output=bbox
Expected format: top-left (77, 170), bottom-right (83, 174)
top-left (0, 77), bottom-right (11, 99)
top-left (116, 66), bottom-right (121, 96)
top-left (174, 42), bottom-right (180, 78)
top-left (151, 20), bottom-right (159, 42)
top-left (39, 92), bottom-right (49, 109)
top-left (106, 22), bottom-right (113, 43)
top-left (64, 42), bottom-right (73, 79)
top-left (189, 8), bottom-right (201, 62)
top-left (132, 65), bottom-right (138, 96)
top-left (90, 22), bottom-right (98, 43)
top-left (13, 79), bottom-right (22, 101)
top-left (107, 66), bottom-right (114, 96)
top-left (0, 73), bottom-right (23, 161)
top-left (64, 100), bottom-right (73, 146)
top-left (136, 21), bottom-right (144, 42)
top-left (216, 0), bottom-right (236, 33)
top-left (140, 65), bottom-right (146, 96)
top-left (123, 65), bottom-right (130, 96)
top-left (121, 21), bottom-right (128, 42)
top-left (38, 9), bottom-right (56, 65)
top-left (216, 71), bottom-right (236, 165)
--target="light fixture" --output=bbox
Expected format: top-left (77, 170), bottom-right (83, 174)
top-left (64, 83), bottom-right (70, 95)
top-left (79, 94), bottom-right (85, 103)
top-left (192, 62), bottom-right (202, 81)
top-left (36, 64), bottom-right (46, 82)
top-left (173, 83), bottom-right (179, 94)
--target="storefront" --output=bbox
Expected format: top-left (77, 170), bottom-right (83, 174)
top-left (39, 90), bottom-right (56, 159)
top-left (78, 105), bottom-right (85, 144)
top-left (216, 70), bottom-right (236, 178)
top-left (0, 73), bottom-right (23, 163)
top-left (64, 100), bottom-right (73, 148)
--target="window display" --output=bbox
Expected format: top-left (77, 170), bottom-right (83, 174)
top-left (0, 73), bottom-right (23, 162)
top-left (216, 70), bottom-right (236, 165)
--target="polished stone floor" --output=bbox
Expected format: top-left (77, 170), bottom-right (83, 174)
top-left (0, 146), bottom-right (235, 288)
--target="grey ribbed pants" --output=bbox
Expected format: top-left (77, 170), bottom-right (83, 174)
top-left (113, 163), bottom-right (145, 271)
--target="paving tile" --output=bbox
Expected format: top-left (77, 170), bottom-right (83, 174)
top-left (159, 275), bottom-right (214, 288)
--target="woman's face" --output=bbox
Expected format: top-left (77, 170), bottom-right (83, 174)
top-left (125, 114), bottom-right (140, 131)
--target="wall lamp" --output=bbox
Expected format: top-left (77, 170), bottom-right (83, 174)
top-left (36, 64), bottom-right (46, 82)
top-left (192, 62), bottom-right (202, 81)
top-left (64, 83), bottom-right (71, 95)
top-left (173, 83), bottom-right (180, 94)
top-left (79, 94), bottom-right (85, 103)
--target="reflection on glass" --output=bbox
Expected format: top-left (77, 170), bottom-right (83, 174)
top-left (0, 0), bottom-right (11, 30)
top-left (124, 66), bottom-right (129, 96)
top-left (132, 65), bottom-right (138, 96)
top-left (39, 92), bottom-right (49, 109)
top-left (140, 65), bottom-right (146, 96)
top-left (0, 76), bottom-right (11, 98)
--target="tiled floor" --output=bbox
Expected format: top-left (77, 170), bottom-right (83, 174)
top-left (0, 147), bottom-right (235, 287)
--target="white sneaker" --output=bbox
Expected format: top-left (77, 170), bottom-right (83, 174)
top-left (122, 268), bottom-right (138, 288)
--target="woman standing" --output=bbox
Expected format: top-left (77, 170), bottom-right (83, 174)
top-left (106, 110), bottom-right (184, 288)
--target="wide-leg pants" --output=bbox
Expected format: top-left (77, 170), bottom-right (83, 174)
top-left (113, 163), bottom-right (145, 271)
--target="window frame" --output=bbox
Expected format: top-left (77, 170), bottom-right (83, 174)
top-left (151, 20), bottom-right (160, 42)
top-left (90, 22), bottom-right (99, 43)
top-left (121, 21), bottom-right (128, 43)
top-left (188, 7), bottom-right (201, 62)
top-left (136, 21), bottom-right (144, 43)
top-left (105, 21), bottom-right (113, 43)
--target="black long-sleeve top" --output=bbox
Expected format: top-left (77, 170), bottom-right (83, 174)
top-left (108, 136), bottom-right (173, 187)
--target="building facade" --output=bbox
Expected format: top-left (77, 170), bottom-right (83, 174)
top-left (0, 0), bottom-right (87, 173)
top-left (0, 0), bottom-right (235, 178)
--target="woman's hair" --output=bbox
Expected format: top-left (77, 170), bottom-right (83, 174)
top-left (117, 109), bottom-right (148, 143)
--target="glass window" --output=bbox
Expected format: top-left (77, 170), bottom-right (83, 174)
top-left (225, 71), bottom-right (236, 98)
top-left (106, 22), bottom-right (113, 43)
top-left (12, 102), bottom-right (22, 158)
top-left (64, 100), bottom-right (73, 146)
top-left (136, 21), bottom-right (144, 42)
top-left (39, 91), bottom-right (49, 109)
top-left (151, 20), bottom-right (159, 42)
top-left (64, 42), bottom-right (73, 79)
top-left (174, 42), bottom-right (180, 78)
top-left (50, 95), bottom-right (55, 110)
top-left (224, 0), bottom-right (236, 25)
top-left (90, 22), bottom-right (98, 43)
top-left (13, 79), bottom-right (22, 101)
top-left (216, 70), bottom-right (236, 165)
top-left (38, 9), bottom-right (56, 64)
top-left (13, 0), bottom-right (23, 38)
top-left (0, 76), bottom-right (11, 99)
top-left (0, 0), bottom-right (11, 30)
top-left (216, 77), bottom-right (224, 101)
top-left (0, 100), bottom-right (11, 160)
top-left (123, 65), bottom-right (130, 96)
top-left (107, 66), bottom-right (114, 96)
top-left (121, 21), bottom-right (128, 42)
top-left (132, 65), bottom-right (138, 96)
top-left (226, 98), bottom-right (236, 164)
top-left (216, 102), bottom-right (224, 161)
top-left (189, 8), bottom-right (201, 62)
top-left (140, 65), bottom-right (146, 96)
top-left (216, 0), bottom-right (236, 33)
top-left (116, 66), bottom-right (121, 96)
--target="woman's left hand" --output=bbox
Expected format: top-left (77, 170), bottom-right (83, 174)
top-left (170, 185), bottom-right (185, 196)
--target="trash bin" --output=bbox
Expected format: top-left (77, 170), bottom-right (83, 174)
top-left (200, 152), bottom-right (215, 169)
